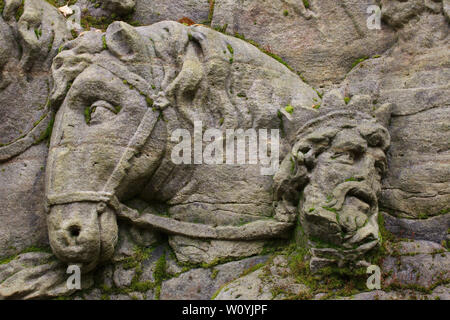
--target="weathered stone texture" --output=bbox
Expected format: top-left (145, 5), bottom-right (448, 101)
top-left (160, 255), bottom-right (269, 300)
top-left (0, 0), bottom-right (448, 300)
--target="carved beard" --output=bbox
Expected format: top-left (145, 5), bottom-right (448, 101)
top-left (300, 181), bottom-right (379, 252)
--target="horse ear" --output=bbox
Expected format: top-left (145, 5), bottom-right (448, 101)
top-left (105, 21), bottom-right (149, 62)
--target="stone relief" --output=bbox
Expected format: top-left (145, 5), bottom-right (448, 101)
top-left (0, 0), bottom-right (448, 300)
top-left (275, 111), bottom-right (391, 271)
top-left (45, 20), bottom-right (314, 272)
top-left (43, 19), bottom-right (394, 273)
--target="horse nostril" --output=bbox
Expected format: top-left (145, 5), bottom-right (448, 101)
top-left (68, 225), bottom-right (81, 238)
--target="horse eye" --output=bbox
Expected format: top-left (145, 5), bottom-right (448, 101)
top-left (85, 101), bottom-right (121, 125)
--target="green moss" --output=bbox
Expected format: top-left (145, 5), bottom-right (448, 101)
top-left (15, 0), bottom-right (24, 22)
top-left (84, 106), bottom-right (93, 124)
top-left (81, 15), bottom-right (114, 31)
top-left (286, 246), bottom-right (369, 299)
top-left (22, 245), bottom-right (51, 254)
top-left (297, 71), bottom-right (308, 83)
top-left (314, 88), bottom-right (323, 99)
top-left (0, 245), bottom-right (51, 265)
top-left (130, 280), bottom-right (154, 292)
top-left (153, 253), bottom-right (167, 284)
top-left (179, 255), bottom-right (250, 273)
top-left (308, 236), bottom-right (344, 251)
top-left (351, 56), bottom-right (369, 70)
top-left (92, 245), bottom-right (170, 299)
top-left (302, 0), bottom-right (310, 9)
top-left (0, 0), bottom-right (5, 15)
top-left (241, 263), bottom-right (265, 277)
top-left (285, 104), bottom-right (294, 114)
top-left (283, 10), bottom-right (289, 16)
top-left (227, 44), bottom-right (234, 55)
top-left (34, 29), bottom-right (43, 39)
top-left (385, 279), bottom-right (449, 295)
top-left (134, 245), bottom-right (153, 262)
top-left (105, 246), bottom-right (162, 295)
top-left (212, 29), bottom-right (303, 81)
top-left (210, 286), bottom-right (223, 300)
top-left (35, 114), bottom-right (55, 144)
top-left (208, 0), bottom-right (215, 25)
top-left (377, 212), bottom-right (396, 244)
top-left (113, 105), bottom-right (122, 114)
top-left (45, 0), bottom-right (78, 7)
top-left (102, 35), bottom-right (107, 50)
top-left (233, 32), bottom-right (294, 72)
top-left (0, 255), bottom-right (17, 265)
top-left (344, 96), bottom-right (350, 104)
top-left (47, 33), bottom-right (55, 52)
top-left (146, 96), bottom-right (154, 108)
top-left (290, 156), bottom-right (295, 173)
top-left (211, 268), bottom-right (219, 280)
top-left (214, 24), bottom-right (228, 33)
top-left (33, 114), bottom-right (47, 127)
top-left (219, 117), bottom-right (224, 125)
top-left (122, 257), bottom-right (138, 270)
top-left (154, 284), bottom-right (162, 300)
top-left (322, 206), bottom-right (337, 213)
top-left (66, 81), bottom-right (73, 92)
top-left (101, 294), bottom-right (110, 300)
top-left (418, 212), bottom-right (429, 220)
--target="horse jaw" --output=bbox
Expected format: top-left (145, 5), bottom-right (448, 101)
top-left (47, 202), bottom-right (118, 273)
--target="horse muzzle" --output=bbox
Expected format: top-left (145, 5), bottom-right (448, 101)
top-left (47, 201), bottom-right (118, 273)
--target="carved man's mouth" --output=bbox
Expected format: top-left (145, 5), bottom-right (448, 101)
top-left (329, 181), bottom-right (377, 214)
top-left (323, 181), bottom-right (379, 249)
top-left (346, 188), bottom-right (375, 209)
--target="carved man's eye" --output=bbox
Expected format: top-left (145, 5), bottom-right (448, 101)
top-left (84, 100), bottom-right (121, 125)
top-left (331, 151), bottom-right (355, 164)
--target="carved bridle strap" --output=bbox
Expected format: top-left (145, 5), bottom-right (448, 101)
top-left (102, 106), bottom-right (160, 195)
top-left (46, 60), bottom-right (162, 213)
top-left (46, 191), bottom-right (115, 209)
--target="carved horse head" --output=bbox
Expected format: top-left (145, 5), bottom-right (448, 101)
top-left (45, 21), bottom-right (320, 272)
top-left (45, 22), bottom-right (168, 272)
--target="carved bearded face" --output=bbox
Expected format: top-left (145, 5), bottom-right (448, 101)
top-left (292, 116), bottom-right (390, 262)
